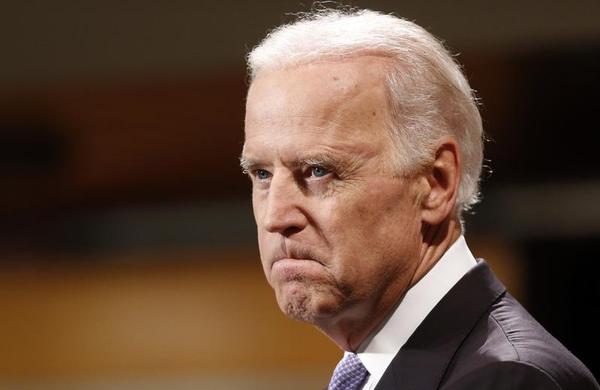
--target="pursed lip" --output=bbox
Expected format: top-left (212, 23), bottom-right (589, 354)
top-left (270, 241), bottom-right (325, 269)
top-left (273, 255), bottom-right (322, 265)
top-left (270, 257), bottom-right (327, 282)
top-left (270, 240), bottom-right (325, 280)
top-left (272, 248), bottom-right (327, 280)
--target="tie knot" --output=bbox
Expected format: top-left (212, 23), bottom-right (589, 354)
top-left (328, 353), bottom-right (368, 390)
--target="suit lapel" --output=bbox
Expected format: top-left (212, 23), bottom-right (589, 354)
top-left (374, 261), bottom-right (506, 390)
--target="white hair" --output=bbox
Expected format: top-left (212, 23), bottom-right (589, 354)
top-left (247, 8), bottom-right (484, 215)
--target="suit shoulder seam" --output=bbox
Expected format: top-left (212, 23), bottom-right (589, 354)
top-left (489, 310), bottom-right (521, 361)
top-left (503, 360), bottom-right (563, 389)
top-left (488, 314), bottom-right (564, 389)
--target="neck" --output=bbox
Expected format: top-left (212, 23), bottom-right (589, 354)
top-left (316, 216), bottom-right (462, 351)
top-left (410, 216), bottom-right (462, 289)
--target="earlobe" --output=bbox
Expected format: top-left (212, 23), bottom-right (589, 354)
top-left (421, 140), bottom-right (460, 225)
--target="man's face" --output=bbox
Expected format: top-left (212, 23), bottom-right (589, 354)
top-left (242, 57), bottom-right (424, 327)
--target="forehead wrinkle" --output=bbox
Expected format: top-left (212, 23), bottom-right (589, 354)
top-left (247, 58), bottom-right (390, 126)
top-left (245, 113), bottom-right (345, 135)
top-left (244, 113), bottom-right (353, 153)
top-left (242, 131), bottom-right (378, 173)
top-left (243, 56), bottom-right (395, 171)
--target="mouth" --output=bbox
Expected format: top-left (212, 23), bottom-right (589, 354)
top-left (273, 241), bottom-right (324, 267)
top-left (273, 256), bottom-right (322, 267)
top-left (273, 252), bottom-right (324, 265)
top-left (268, 241), bottom-right (327, 282)
top-left (271, 257), bottom-right (326, 282)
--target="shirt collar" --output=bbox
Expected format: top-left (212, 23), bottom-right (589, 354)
top-left (355, 235), bottom-right (477, 386)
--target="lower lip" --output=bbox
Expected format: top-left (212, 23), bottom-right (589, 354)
top-left (271, 258), bottom-right (324, 279)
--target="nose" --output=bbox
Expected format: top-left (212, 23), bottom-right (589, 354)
top-left (261, 172), bottom-right (308, 236)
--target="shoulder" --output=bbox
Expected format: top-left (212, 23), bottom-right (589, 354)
top-left (442, 360), bottom-right (561, 389)
top-left (442, 293), bottom-right (599, 390)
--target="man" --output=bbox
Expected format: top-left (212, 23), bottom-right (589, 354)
top-left (240, 8), bottom-right (599, 390)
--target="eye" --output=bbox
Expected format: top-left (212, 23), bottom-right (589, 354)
top-left (255, 169), bottom-right (271, 180)
top-left (310, 165), bottom-right (329, 178)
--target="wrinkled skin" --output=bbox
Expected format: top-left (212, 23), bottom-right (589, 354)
top-left (241, 56), bottom-right (460, 350)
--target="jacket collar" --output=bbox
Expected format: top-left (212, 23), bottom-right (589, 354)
top-left (374, 260), bottom-right (506, 390)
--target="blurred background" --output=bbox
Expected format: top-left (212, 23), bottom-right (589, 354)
top-left (1, 1), bottom-right (599, 388)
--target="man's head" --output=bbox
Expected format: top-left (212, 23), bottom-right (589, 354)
top-left (241, 8), bottom-right (483, 350)
top-left (247, 9), bottom-right (483, 213)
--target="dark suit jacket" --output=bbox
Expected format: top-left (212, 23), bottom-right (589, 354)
top-left (374, 261), bottom-right (599, 389)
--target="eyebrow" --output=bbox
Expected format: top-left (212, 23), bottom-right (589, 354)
top-left (239, 156), bottom-right (255, 173)
top-left (239, 151), bottom-right (354, 174)
top-left (300, 153), bottom-right (346, 170)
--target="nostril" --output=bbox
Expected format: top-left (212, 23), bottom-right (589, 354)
top-left (263, 208), bottom-right (308, 235)
top-left (282, 226), bottom-right (303, 237)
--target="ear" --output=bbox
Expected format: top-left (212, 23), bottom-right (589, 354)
top-left (420, 139), bottom-right (461, 225)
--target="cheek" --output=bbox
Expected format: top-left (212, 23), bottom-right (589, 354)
top-left (254, 224), bottom-right (275, 286)
top-left (252, 195), bottom-right (271, 254)
top-left (256, 231), bottom-right (271, 271)
top-left (328, 183), bottom-right (415, 233)
top-left (251, 191), bottom-right (264, 224)
top-left (323, 183), bottom-right (421, 264)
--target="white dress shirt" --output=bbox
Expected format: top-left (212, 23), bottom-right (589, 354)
top-left (344, 236), bottom-right (477, 390)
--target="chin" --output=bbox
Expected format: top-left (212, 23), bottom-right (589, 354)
top-left (282, 296), bottom-right (315, 322)
top-left (276, 281), bottom-right (343, 323)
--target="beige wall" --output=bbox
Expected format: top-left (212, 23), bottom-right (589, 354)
top-left (0, 248), bottom-right (339, 388)
top-left (0, 238), bottom-right (524, 388)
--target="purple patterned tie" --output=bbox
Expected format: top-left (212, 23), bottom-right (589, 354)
top-left (327, 353), bottom-right (368, 390)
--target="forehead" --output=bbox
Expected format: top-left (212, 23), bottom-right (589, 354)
top-left (243, 56), bottom-right (393, 158)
